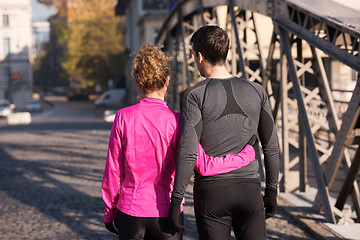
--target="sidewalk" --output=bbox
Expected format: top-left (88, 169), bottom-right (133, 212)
top-left (279, 186), bottom-right (360, 240)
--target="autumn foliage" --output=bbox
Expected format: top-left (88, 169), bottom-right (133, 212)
top-left (40, 0), bottom-right (126, 90)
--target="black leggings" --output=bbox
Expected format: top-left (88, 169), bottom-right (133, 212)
top-left (193, 179), bottom-right (266, 240)
top-left (115, 210), bottom-right (183, 240)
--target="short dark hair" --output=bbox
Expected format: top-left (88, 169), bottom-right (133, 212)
top-left (190, 25), bottom-right (229, 66)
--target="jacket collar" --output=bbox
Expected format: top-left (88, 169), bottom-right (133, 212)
top-left (140, 98), bottom-right (168, 106)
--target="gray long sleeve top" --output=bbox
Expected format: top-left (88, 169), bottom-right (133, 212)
top-left (172, 77), bottom-right (280, 199)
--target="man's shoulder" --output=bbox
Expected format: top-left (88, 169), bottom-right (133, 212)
top-left (185, 79), bottom-right (210, 93)
top-left (248, 80), bottom-right (267, 96)
top-left (181, 79), bottom-right (210, 99)
top-left (233, 77), bottom-right (266, 94)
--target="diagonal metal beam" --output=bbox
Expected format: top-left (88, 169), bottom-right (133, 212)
top-left (335, 145), bottom-right (360, 221)
top-left (275, 9), bottom-right (360, 72)
top-left (178, 7), bottom-right (191, 89)
top-left (277, 25), bottom-right (335, 223)
top-left (322, 79), bottom-right (360, 190)
top-left (198, 0), bottom-right (205, 25)
top-left (280, 46), bottom-right (290, 192)
top-left (311, 48), bottom-right (360, 213)
top-left (228, 0), bottom-right (247, 79)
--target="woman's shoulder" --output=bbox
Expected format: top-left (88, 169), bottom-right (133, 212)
top-left (114, 104), bottom-right (140, 120)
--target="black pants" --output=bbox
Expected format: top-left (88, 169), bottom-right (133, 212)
top-left (193, 178), bottom-right (266, 240)
top-left (116, 210), bottom-right (183, 240)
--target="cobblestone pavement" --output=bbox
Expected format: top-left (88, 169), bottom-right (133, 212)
top-left (0, 98), bottom-right (338, 240)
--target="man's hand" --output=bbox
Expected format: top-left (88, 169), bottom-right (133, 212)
top-left (263, 187), bottom-right (277, 219)
top-left (168, 196), bottom-right (185, 232)
top-left (105, 221), bottom-right (118, 235)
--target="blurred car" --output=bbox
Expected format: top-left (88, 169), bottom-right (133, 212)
top-left (26, 100), bottom-right (43, 112)
top-left (53, 86), bottom-right (67, 95)
top-left (0, 99), bottom-right (15, 117)
top-left (95, 89), bottom-right (126, 107)
top-left (67, 88), bottom-right (89, 101)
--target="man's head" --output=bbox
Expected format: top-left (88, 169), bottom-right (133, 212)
top-left (190, 25), bottom-right (229, 66)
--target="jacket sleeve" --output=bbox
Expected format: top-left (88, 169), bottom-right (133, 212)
top-left (195, 144), bottom-right (255, 176)
top-left (101, 112), bottom-right (123, 223)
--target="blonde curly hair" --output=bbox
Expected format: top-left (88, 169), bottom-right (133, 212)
top-left (132, 44), bottom-right (171, 95)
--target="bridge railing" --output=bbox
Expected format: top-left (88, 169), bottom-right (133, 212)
top-left (156, 0), bottom-right (360, 224)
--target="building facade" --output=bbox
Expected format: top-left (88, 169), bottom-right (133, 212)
top-left (122, 0), bottom-right (168, 52)
top-left (116, 0), bottom-right (169, 104)
top-left (0, 0), bottom-right (34, 110)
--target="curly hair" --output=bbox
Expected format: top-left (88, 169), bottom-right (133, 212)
top-left (131, 44), bottom-right (171, 95)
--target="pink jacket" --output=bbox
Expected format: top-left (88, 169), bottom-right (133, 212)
top-left (101, 98), bottom-right (255, 222)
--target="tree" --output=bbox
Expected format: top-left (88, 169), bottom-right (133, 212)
top-left (39, 0), bottom-right (126, 90)
top-left (33, 43), bottom-right (50, 90)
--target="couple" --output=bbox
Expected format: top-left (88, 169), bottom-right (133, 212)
top-left (101, 26), bottom-right (280, 240)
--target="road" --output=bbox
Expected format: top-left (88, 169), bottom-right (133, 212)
top-left (0, 96), bottom-right (338, 239)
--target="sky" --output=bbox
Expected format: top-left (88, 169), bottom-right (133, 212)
top-left (30, 0), bottom-right (57, 22)
top-left (330, 0), bottom-right (360, 11)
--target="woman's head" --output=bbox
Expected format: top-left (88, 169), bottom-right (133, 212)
top-left (132, 44), bottom-right (171, 95)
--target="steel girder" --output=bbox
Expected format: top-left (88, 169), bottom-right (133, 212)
top-left (271, 0), bottom-right (360, 223)
top-left (155, 0), bottom-right (360, 224)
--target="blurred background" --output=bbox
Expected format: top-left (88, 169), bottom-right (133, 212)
top-left (0, 0), bottom-right (180, 114)
top-left (0, 0), bottom-right (357, 112)
top-left (0, 0), bottom-right (359, 239)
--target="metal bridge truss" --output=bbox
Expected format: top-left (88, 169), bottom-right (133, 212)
top-left (156, 0), bottom-right (360, 224)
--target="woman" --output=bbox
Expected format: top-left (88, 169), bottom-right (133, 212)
top-left (101, 44), bottom-right (256, 240)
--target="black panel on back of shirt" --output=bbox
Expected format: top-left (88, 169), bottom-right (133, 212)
top-left (216, 79), bottom-right (248, 120)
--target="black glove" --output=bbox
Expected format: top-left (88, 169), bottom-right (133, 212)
top-left (105, 221), bottom-right (118, 235)
top-left (168, 196), bottom-right (185, 232)
top-left (263, 187), bottom-right (277, 219)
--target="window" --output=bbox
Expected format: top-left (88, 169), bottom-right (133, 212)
top-left (4, 66), bottom-right (10, 83)
top-left (3, 38), bottom-right (10, 55)
top-left (3, 14), bottom-right (9, 27)
top-left (169, 0), bottom-right (179, 10)
top-left (143, 0), bottom-right (167, 10)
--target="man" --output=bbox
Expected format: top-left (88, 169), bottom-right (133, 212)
top-left (168, 26), bottom-right (280, 240)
